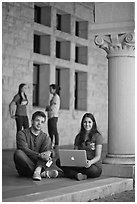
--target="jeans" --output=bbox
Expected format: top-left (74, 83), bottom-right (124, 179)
top-left (48, 117), bottom-right (59, 145)
top-left (15, 115), bottom-right (29, 133)
top-left (14, 150), bottom-right (46, 177)
top-left (56, 159), bottom-right (102, 179)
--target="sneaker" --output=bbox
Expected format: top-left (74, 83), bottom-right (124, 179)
top-left (41, 170), bottom-right (58, 178)
top-left (76, 173), bottom-right (87, 181)
top-left (33, 171), bottom-right (41, 181)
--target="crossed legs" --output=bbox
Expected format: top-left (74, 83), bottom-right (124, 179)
top-left (56, 159), bottom-right (102, 180)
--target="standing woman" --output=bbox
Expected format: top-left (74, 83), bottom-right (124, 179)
top-left (57, 113), bottom-right (103, 180)
top-left (9, 83), bottom-right (29, 133)
top-left (45, 84), bottom-right (60, 154)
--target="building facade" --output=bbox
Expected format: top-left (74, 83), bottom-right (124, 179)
top-left (2, 2), bottom-right (134, 150)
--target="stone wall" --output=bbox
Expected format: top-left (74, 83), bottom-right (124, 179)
top-left (2, 2), bottom-right (108, 149)
top-left (2, 2), bottom-right (34, 148)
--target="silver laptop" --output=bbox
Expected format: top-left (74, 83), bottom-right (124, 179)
top-left (59, 149), bottom-right (87, 167)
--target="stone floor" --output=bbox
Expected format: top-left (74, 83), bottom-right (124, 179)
top-left (91, 189), bottom-right (135, 202)
top-left (2, 147), bottom-right (134, 202)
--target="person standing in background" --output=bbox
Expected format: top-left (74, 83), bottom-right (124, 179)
top-left (45, 84), bottom-right (61, 157)
top-left (9, 83), bottom-right (29, 133)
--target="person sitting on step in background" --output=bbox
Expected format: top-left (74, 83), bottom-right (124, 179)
top-left (56, 113), bottom-right (103, 181)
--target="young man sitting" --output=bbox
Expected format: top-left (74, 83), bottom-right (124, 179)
top-left (14, 111), bottom-right (61, 181)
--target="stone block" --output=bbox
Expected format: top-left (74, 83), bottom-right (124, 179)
top-left (55, 2), bottom-right (76, 15)
top-left (75, 3), bottom-right (94, 21)
top-left (102, 163), bottom-right (135, 178)
top-left (20, 5), bottom-right (33, 21)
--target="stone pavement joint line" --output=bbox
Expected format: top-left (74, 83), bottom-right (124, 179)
top-left (3, 177), bottom-right (133, 202)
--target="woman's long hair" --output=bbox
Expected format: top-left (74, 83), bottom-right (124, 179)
top-left (78, 113), bottom-right (100, 145)
top-left (50, 84), bottom-right (61, 95)
top-left (18, 83), bottom-right (28, 104)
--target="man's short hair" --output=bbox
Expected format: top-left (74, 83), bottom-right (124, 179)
top-left (32, 111), bottom-right (46, 121)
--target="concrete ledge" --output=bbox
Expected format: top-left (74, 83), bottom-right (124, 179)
top-left (3, 177), bottom-right (133, 202)
top-left (102, 164), bottom-right (135, 178)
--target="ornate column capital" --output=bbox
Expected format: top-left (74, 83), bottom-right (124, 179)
top-left (95, 33), bottom-right (135, 58)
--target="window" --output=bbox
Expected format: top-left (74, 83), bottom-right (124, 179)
top-left (34, 34), bottom-right (40, 54)
top-left (75, 46), bottom-right (79, 63)
top-left (75, 45), bottom-right (88, 65)
top-left (75, 21), bottom-right (79, 36)
top-left (56, 14), bottom-right (61, 30)
top-left (56, 67), bottom-right (70, 109)
top-left (56, 39), bottom-right (70, 61)
top-left (33, 64), bottom-right (39, 106)
top-left (34, 34), bottom-right (50, 55)
top-left (34, 4), bottom-right (51, 27)
top-left (75, 20), bottom-right (88, 39)
top-left (75, 71), bottom-right (87, 110)
top-left (56, 11), bottom-right (71, 34)
top-left (34, 5), bottom-right (41, 24)
top-left (75, 72), bottom-right (78, 109)
top-left (56, 41), bottom-right (61, 58)
top-left (33, 64), bottom-right (50, 107)
top-left (56, 68), bottom-right (60, 88)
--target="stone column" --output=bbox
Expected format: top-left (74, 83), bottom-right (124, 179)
top-left (95, 33), bottom-right (135, 165)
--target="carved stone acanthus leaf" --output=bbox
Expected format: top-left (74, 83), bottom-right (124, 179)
top-left (95, 33), bottom-right (135, 56)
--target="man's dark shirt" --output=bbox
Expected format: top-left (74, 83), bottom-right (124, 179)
top-left (16, 128), bottom-right (51, 162)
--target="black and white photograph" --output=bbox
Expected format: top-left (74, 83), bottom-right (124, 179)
top-left (2, 1), bottom-right (135, 202)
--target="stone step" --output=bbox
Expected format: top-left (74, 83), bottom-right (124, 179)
top-left (3, 177), bottom-right (133, 202)
top-left (102, 164), bottom-right (135, 178)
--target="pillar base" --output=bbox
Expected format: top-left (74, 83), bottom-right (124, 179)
top-left (103, 154), bottom-right (135, 165)
top-left (102, 163), bottom-right (135, 179)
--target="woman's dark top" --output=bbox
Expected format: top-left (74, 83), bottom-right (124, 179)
top-left (74, 133), bottom-right (103, 168)
top-left (13, 94), bottom-right (28, 116)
